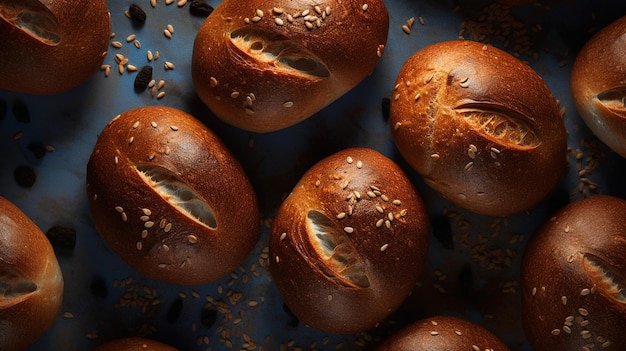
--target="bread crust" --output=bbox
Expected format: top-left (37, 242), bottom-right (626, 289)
top-left (571, 15), bottom-right (626, 158)
top-left (0, 196), bottom-right (64, 351)
top-left (192, 0), bottom-right (389, 132)
top-left (94, 337), bottom-right (178, 351)
top-left (0, 0), bottom-right (110, 95)
top-left (373, 315), bottom-right (511, 351)
top-left (269, 147), bottom-right (429, 334)
top-left (86, 106), bottom-right (261, 285)
top-left (521, 195), bottom-right (626, 351)
top-left (390, 40), bottom-right (567, 216)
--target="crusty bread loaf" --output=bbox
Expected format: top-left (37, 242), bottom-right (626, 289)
top-left (86, 106), bottom-right (261, 285)
top-left (390, 40), bottom-right (567, 216)
top-left (269, 147), bottom-right (430, 334)
top-left (571, 15), bottom-right (626, 158)
top-left (0, 196), bottom-right (64, 351)
top-left (0, 0), bottom-right (110, 95)
top-left (373, 315), bottom-right (511, 351)
top-left (192, 0), bottom-right (389, 133)
top-left (521, 195), bottom-right (626, 351)
top-left (94, 337), bottom-right (178, 351)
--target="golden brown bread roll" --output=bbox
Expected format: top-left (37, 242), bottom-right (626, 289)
top-left (0, 196), bottom-right (64, 351)
top-left (521, 195), bottom-right (626, 351)
top-left (192, 0), bottom-right (389, 133)
top-left (86, 106), bottom-right (261, 285)
top-left (0, 0), bottom-right (110, 95)
top-left (373, 315), bottom-right (511, 351)
top-left (94, 337), bottom-right (178, 351)
top-left (571, 15), bottom-right (626, 158)
top-left (390, 40), bottom-right (567, 216)
top-left (269, 147), bottom-right (430, 334)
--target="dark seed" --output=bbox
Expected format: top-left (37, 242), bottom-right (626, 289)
top-left (0, 98), bottom-right (7, 121)
top-left (134, 65), bottom-right (153, 92)
top-left (200, 303), bottom-right (218, 328)
top-left (90, 275), bottom-right (108, 299)
top-left (14, 165), bottom-right (36, 188)
top-left (46, 225), bottom-right (77, 256)
top-left (27, 143), bottom-right (47, 159)
top-left (166, 297), bottom-right (184, 323)
top-left (189, 0), bottom-right (214, 17)
top-left (129, 3), bottom-right (147, 23)
top-left (431, 215), bottom-right (454, 250)
top-left (12, 99), bottom-right (30, 123)
top-left (381, 97), bottom-right (390, 121)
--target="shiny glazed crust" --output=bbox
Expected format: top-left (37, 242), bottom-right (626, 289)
top-left (0, 0), bottom-right (110, 94)
top-left (521, 195), bottom-right (626, 351)
top-left (192, 0), bottom-right (389, 132)
top-left (373, 315), bottom-right (511, 351)
top-left (571, 15), bottom-right (626, 158)
top-left (390, 40), bottom-right (567, 216)
top-left (0, 196), bottom-right (64, 351)
top-left (269, 147), bottom-right (430, 334)
top-left (86, 106), bottom-right (261, 285)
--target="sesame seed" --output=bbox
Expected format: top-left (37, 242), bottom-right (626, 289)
top-left (578, 308), bottom-right (589, 316)
top-left (346, 156), bottom-right (354, 164)
top-left (376, 219), bottom-right (384, 228)
top-left (301, 9), bottom-right (310, 16)
top-left (157, 91), bottom-right (165, 99)
top-left (273, 7), bottom-right (284, 14)
top-left (164, 29), bottom-right (172, 38)
top-left (430, 331), bottom-right (439, 336)
top-left (454, 330), bottom-right (462, 336)
top-left (134, 40), bottom-right (141, 49)
top-left (126, 34), bottom-right (136, 42)
top-left (561, 296), bottom-right (567, 305)
top-left (402, 24), bottom-right (411, 34)
top-left (167, 24), bottom-right (174, 33)
top-left (356, 160), bottom-right (363, 169)
top-left (210, 77), bottom-right (218, 87)
top-left (111, 41), bottom-right (122, 48)
top-left (164, 61), bottom-right (175, 70)
top-left (188, 235), bottom-right (198, 244)
top-left (563, 325), bottom-right (572, 334)
top-left (145, 221), bottom-right (155, 228)
top-left (115, 206), bottom-right (124, 213)
top-left (136, 241), bottom-right (143, 250)
top-left (280, 232), bottom-right (287, 240)
top-left (151, 121), bottom-right (158, 128)
top-left (121, 212), bottom-right (128, 222)
top-left (170, 125), bottom-right (179, 131)
top-left (581, 288), bottom-right (591, 296)
top-left (385, 220), bottom-right (391, 229)
top-left (336, 212), bottom-right (346, 219)
top-left (256, 9), bottom-right (264, 17)
top-left (362, 4), bottom-right (369, 11)
top-left (164, 223), bottom-right (172, 232)
top-left (551, 329), bottom-right (561, 335)
top-left (392, 199), bottom-right (401, 206)
top-left (177, 0), bottom-right (187, 7)
top-left (283, 101), bottom-right (294, 108)
top-left (140, 215), bottom-right (150, 222)
top-left (275, 18), bottom-right (284, 26)
top-left (157, 80), bottom-right (165, 90)
top-left (380, 244), bottom-right (389, 251)
top-left (344, 227), bottom-right (354, 234)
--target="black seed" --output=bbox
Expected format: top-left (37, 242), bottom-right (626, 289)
top-left (431, 215), bottom-right (454, 250)
top-left (200, 303), bottom-right (218, 328)
top-left (90, 275), bottom-right (108, 299)
top-left (46, 225), bottom-right (77, 256)
top-left (129, 3), bottom-right (147, 24)
top-left (12, 99), bottom-right (30, 123)
top-left (189, 0), bottom-right (214, 17)
top-left (27, 143), bottom-right (47, 159)
top-left (166, 297), bottom-right (184, 323)
top-left (381, 97), bottom-right (390, 121)
top-left (282, 302), bottom-right (299, 327)
top-left (14, 165), bottom-right (36, 188)
top-left (134, 65), bottom-right (153, 92)
top-left (0, 98), bottom-right (7, 121)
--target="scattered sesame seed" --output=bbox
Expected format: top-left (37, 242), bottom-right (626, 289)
top-left (344, 227), bottom-right (354, 234)
top-left (380, 243), bottom-right (389, 251)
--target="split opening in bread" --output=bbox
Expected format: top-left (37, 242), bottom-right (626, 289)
top-left (136, 165), bottom-right (217, 230)
top-left (0, 0), bottom-right (60, 45)
top-left (230, 28), bottom-right (330, 78)
top-left (306, 210), bottom-right (370, 288)
top-left (583, 253), bottom-right (626, 302)
top-left (596, 87), bottom-right (626, 111)
top-left (456, 103), bottom-right (540, 148)
top-left (0, 271), bottom-right (38, 298)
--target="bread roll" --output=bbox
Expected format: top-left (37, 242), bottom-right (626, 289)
top-left (192, 0), bottom-right (389, 133)
top-left (86, 106), bottom-right (261, 285)
top-left (0, 196), bottom-right (64, 351)
top-left (94, 337), bottom-right (178, 351)
top-left (0, 0), bottom-right (110, 95)
top-left (390, 40), bottom-right (567, 216)
top-left (571, 15), bottom-right (626, 158)
top-left (269, 148), bottom-right (430, 334)
top-left (373, 315), bottom-right (511, 351)
top-left (521, 195), bottom-right (626, 351)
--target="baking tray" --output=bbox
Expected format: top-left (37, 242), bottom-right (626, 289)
top-left (1, 0), bottom-right (626, 350)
